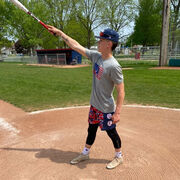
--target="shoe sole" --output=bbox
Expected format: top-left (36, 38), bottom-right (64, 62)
top-left (106, 161), bottom-right (123, 169)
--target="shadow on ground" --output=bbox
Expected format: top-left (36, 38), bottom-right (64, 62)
top-left (1, 147), bottom-right (109, 169)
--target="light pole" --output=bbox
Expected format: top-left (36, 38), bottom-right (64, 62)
top-left (159, 0), bottom-right (171, 66)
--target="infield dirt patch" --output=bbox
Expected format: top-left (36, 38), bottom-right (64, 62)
top-left (0, 100), bottom-right (180, 180)
top-left (150, 66), bottom-right (180, 70)
top-left (26, 64), bottom-right (133, 70)
top-left (26, 64), bottom-right (90, 68)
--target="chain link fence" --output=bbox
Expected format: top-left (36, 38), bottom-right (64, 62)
top-left (1, 48), bottom-right (161, 63)
top-left (1, 54), bottom-right (67, 65)
top-left (1, 55), bottom-right (38, 63)
top-left (115, 46), bottom-right (160, 60)
top-left (1, 53), bottom-right (87, 65)
top-left (37, 54), bottom-right (66, 65)
top-left (168, 21), bottom-right (180, 59)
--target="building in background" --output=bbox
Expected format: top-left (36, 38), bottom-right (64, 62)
top-left (36, 49), bottom-right (82, 65)
top-left (1, 46), bottom-right (16, 57)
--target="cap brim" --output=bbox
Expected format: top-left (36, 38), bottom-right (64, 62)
top-left (95, 36), bottom-right (118, 43)
top-left (95, 36), bottom-right (104, 39)
top-left (95, 36), bottom-right (112, 41)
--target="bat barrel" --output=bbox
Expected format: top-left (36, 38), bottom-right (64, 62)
top-left (10, 0), bottom-right (29, 13)
top-left (10, 0), bottom-right (55, 36)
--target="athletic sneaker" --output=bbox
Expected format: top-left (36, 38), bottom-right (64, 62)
top-left (70, 154), bottom-right (89, 164)
top-left (106, 156), bottom-right (123, 169)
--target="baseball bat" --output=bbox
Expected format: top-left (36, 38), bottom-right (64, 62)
top-left (10, 0), bottom-right (54, 34)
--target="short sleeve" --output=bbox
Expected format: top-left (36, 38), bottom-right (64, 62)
top-left (110, 65), bottom-right (124, 84)
top-left (85, 49), bottom-right (101, 63)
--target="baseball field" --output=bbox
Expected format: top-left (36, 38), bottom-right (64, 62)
top-left (0, 60), bottom-right (180, 111)
top-left (0, 60), bottom-right (180, 179)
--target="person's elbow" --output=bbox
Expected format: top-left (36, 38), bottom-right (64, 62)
top-left (116, 82), bottom-right (125, 97)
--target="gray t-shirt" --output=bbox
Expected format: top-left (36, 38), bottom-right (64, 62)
top-left (86, 49), bottom-right (124, 113)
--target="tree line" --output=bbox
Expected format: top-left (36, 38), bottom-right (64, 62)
top-left (127, 0), bottom-right (180, 49)
top-left (0, 0), bottom-right (179, 55)
top-left (0, 0), bottom-right (135, 54)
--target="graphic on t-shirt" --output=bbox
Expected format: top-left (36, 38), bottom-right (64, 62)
top-left (94, 63), bottom-right (104, 80)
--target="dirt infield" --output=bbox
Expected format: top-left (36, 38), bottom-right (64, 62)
top-left (26, 64), bottom-right (133, 70)
top-left (0, 100), bottom-right (180, 180)
top-left (26, 64), bottom-right (90, 68)
top-left (150, 66), bottom-right (180, 70)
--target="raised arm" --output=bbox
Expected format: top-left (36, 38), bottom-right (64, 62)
top-left (47, 25), bottom-right (88, 58)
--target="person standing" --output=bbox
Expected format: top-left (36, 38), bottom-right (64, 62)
top-left (47, 25), bottom-right (125, 169)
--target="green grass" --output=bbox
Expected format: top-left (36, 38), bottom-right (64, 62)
top-left (0, 62), bottom-right (92, 111)
top-left (0, 61), bottom-right (180, 111)
top-left (122, 69), bottom-right (180, 108)
top-left (114, 60), bottom-right (180, 108)
top-left (118, 59), bottom-right (159, 68)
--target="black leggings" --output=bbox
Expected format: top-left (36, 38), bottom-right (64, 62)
top-left (86, 123), bottom-right (121, 149)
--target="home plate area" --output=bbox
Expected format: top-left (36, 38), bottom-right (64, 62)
top-left (0, 101), bottom-right (180, 180)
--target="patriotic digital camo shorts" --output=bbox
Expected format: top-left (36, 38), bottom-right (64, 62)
top-left (88, 105), bottom-right (116, 131)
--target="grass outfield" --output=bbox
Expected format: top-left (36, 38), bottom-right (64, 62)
top-left (0, 61), bottom-right (180, 111)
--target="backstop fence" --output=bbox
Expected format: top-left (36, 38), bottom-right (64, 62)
top-left (168, 16), bottom-right (180, 59)
top-left (114, 46), bottom-right (160, 60)
top-left (37, 54), bottom-right (66, 65)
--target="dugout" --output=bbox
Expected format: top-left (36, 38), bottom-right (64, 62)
top-left (36, 49), bottom-right (82, 65)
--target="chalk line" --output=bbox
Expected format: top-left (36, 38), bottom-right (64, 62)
top-left (125, 104), bottom-right (180, 111)
top-left (29, 105), bottom-right (90, 115)
top-left (0, 118), bottom-right (20, 135)
top-left (29, 104), bottom-right (180, 115)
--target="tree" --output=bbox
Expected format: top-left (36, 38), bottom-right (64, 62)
top-left (132, 0), bottom-right (162, 46)
top-left (0, 0), bottom-right (13, 52)
top-left (14, 40), bottom-right (26, 54)
top-left (73, 0), bottom-right (103, 48)
top-left (125, 33), bottom-right (133, 47)
top-left (2, 0), bottom-right (58, 54)
top-left (64, 15), bottom-right (95, 47)
top-left (1, 0), bottom-right (97, 52)
top-left (102, 0), bottom-right (135, 41)
top-left (0, 0), bottom-right (6, 39)
top-left (43, 0), bottom-right (73, 48)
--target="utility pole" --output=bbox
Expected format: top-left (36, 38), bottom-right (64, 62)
top-left (159, 0), bottom-right (171, 66)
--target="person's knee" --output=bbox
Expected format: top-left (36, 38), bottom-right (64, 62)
top-left (87, 123), bottom-right (98, 134)
top-left (86, 124), bottom-right (98, 145)
top-left (106, 128), bottom-right (118, 137)
top-left (106, 128), bottom-right (121, 149)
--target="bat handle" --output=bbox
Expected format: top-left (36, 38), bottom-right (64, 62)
top-left (39, 21), bottom-right (56, 36)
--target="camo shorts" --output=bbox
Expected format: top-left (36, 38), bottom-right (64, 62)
top-left (88, 105), bottom-right (116, 131)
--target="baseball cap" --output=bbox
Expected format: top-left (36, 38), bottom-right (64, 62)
top-left (95, 28), bottom-right (119, 43)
